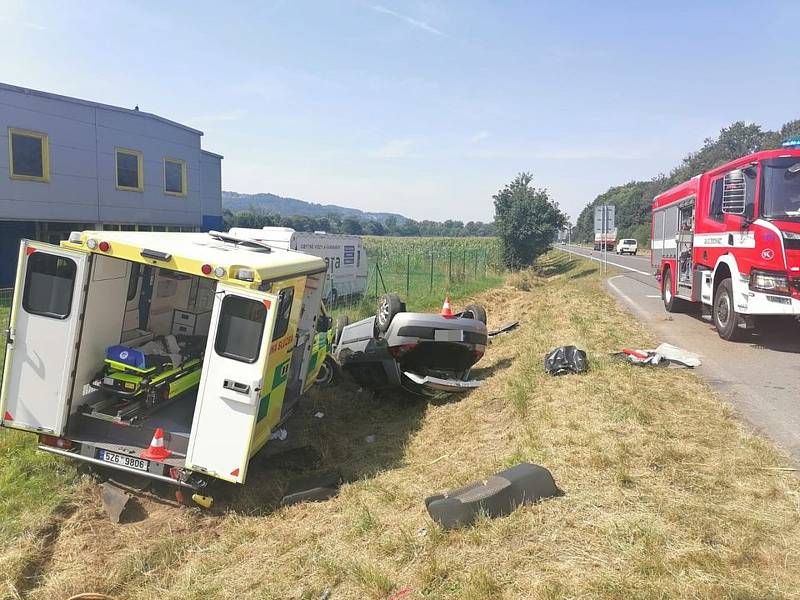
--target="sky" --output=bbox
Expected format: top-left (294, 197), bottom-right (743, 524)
top-left (2, 1), bottom-right (800, 223)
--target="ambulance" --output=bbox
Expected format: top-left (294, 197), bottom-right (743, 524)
top-left (0, 230), bottom-right (332, 503)
top-left (228, 227), bottom-right (368, 304)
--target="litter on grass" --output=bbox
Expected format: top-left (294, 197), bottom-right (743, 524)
top-left (269, 428), bottom-right (288, 441)
top-left (544, 345), bottom-right (588, 375)
top-left (616, 343), bottom-right (702, 368)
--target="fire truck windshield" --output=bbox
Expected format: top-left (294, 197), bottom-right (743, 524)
top-left (762, 157), bottom-right (800, 219)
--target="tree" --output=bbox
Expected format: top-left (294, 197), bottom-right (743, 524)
top-left (342, 218), bottom-right (363, 235)
top-left (493, 172), bottom-right (566, 268)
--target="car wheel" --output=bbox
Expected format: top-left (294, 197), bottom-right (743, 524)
top-left (662, 268), bottom-right (685, 313)
top-left (713, 278), bottom-right (742, 341)
top-left (462, 303), bottom-right (487, 324)
top-left (375, 293), bottom-right (403, 334)
top-left (334, 314), bottom-right (349, 346)
top-left (633, 250), bottom-right (637, 256)
top-left (315, 356), bottom-right (338, 387)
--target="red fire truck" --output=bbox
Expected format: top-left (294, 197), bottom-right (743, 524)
top-left (651, 141), bottom-right (800, 341)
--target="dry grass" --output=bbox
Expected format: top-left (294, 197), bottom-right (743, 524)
top-left (3, 252), bottom-right (800, 599)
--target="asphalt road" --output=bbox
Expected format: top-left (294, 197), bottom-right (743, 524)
top-left (559, 244), bottom-right (800, 465)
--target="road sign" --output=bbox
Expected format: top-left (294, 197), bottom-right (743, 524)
top-left (594, 205), bottom-right (615, 233)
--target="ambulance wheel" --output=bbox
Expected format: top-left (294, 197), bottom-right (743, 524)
top-left (462, 303), bottom-right (487, 324)
top-left (662, 268), bottom-right (685, 313)
top-left (713, 278), bottom-right (742, 341)
top-left (315, 355), bottom-right (338, 387)
top-left (375, 293), bottom-right (403, 334)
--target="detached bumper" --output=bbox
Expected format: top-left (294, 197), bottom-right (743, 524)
top-left (402, 371), bottom-right (481, 393)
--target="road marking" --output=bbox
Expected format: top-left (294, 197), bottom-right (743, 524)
top-left (557, 247), bottom-right (652, 276)
top-left (645, 294), bottom-right (660, 298)
top-left (606, 275), bottom-right (640, 307)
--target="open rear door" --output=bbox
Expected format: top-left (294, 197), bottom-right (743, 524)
top-left (1, 241), bottom-right (90, 435)
top-left (186, 284), bottom-right (278, 483)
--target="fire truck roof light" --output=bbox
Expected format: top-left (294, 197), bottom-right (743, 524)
top-left (781, 136), bottom-right (800, 148)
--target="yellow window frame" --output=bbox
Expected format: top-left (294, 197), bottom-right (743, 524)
top-left (115, 147), bottom-right (144, 192)
top-left (163, 157), bottom-right (187, 197)
top-left (8, 127), bottom-right (50, 182)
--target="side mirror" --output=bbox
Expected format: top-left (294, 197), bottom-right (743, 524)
top-left (743, 203), bottom-right (755, 224)
top-left (722, 170), bottom-right (746, 215)
top-left (316, 314), bottom-right (332, 333)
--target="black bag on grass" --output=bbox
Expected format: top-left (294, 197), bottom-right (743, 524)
top-left (544, 345), bottom-right (588, 375)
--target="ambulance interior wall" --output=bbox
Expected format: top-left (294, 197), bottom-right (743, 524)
top-left (68, 257), bottom-right (214, 417)
top-left (69, 255), bottom-right (131, 414)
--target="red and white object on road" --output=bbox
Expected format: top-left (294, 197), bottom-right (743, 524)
top-left (440, 296), bottom-right (454, 318)
top-left (141, 427), bottom-right (172, 460)
top-left (651, 142), bottom-right (800, 341)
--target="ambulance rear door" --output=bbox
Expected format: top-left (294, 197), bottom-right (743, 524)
top-left (1, 241), bottom-right (90, 435)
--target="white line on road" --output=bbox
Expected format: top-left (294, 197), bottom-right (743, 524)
top-left (557, 247), bottom-right (653, 276)
top-left (645, 295), bottom-right (661, 298)
top-left (606, 275), bottom-right (640, 307)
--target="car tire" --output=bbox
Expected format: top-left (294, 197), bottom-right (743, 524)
top-left (713, 278), bottom-right (742, 341)
top-left (334, 315), bottom-right (349, 346)
top-left (462, 303), bottom-right (487, 324)
top-left (375, 293), bottom-right (403, 334)
top-left (633, 250), bottom-right (637, 256)
top-left (662, 268), bottom-right (685, 313)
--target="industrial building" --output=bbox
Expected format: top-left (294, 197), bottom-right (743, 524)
top-left (0, 82), bottom-right (223, 286)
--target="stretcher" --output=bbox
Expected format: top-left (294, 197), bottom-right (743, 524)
top-left (84, 334), bottom-right (204, 423)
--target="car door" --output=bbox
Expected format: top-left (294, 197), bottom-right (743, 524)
top-left (185, 283), bottom-right (278, 484)
top-left (1, 241), bottom-right (90, 435)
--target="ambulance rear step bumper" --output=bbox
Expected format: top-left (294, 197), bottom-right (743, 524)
top-left (38, 444), bottom-right (198, 489)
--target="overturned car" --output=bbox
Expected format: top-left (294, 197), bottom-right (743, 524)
top-left (328, 294), bottom-right (488, 396)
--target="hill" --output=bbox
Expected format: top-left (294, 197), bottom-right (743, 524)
top-left (222, 191), bottom-right (408, 224)
top-left (573, 119), bottom-right (800, 244)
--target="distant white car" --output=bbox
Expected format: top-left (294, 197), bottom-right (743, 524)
top-left (616, 239), bottom-right (638, 255)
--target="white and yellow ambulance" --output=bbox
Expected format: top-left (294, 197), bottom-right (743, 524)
top-left (0, 230), bottom-right (332, 500)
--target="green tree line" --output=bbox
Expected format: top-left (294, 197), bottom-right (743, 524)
top-left (222, 209), bottom-right (497, 237)
top-left (573, 119), bottom-right (800, 244)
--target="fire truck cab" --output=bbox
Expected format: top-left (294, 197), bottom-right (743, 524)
top-left (652, 143), bottom-right (800, 341)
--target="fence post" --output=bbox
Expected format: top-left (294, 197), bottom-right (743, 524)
top-left (430, 252), bottom-right (434, 292)
top-left (406, 254), bottom-right (410, 296)
top-left (374, 262), bottom-right (378, 299)
top-left (448, 251), bottom-right (452, 286)
top-left (463, 249), bottom-right (467, 280)
top-left (475, 250), bottom-right (478, 276)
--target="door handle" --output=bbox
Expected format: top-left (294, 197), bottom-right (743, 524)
top-left (223, 379), bottom-right (250, 394)
top-left (4, 327), bottom-right (14, 346)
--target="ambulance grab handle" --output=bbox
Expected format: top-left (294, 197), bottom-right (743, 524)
top-left (223, 379), bottom-right (250, 394)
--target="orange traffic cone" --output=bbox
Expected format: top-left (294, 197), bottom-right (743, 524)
top-left (141, 427), bottom-right (172, 460)
top-left (441, 295), bottom-right (454, 318)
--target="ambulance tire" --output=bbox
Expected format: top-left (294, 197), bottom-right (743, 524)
top-left (713, 278), bottom-right (742, 341)
top-left (662, 268), bottom-right (686, 313)
top-left (315, 356), bottom-right (338, 387)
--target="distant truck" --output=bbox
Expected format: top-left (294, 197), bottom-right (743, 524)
top-left (228, 227), bottom-right (368, 304)
top-left (593, 229), bottom-right (617, 251)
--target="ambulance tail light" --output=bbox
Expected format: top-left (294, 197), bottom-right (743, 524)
top-left (39, 435), bottom-right (73, 450)
top-left (98, 241), bottom-right (110, 253)
top-left (201, 264), bottom-right (213, 275)
top-left (749, 269), bottom-right (790, 295)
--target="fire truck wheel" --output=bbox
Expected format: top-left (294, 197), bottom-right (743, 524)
top-left (662, 268), bottom-right (685, 313)
top-left (713, 278), bottom-right (742, 341)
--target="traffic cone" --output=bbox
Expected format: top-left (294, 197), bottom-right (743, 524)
top-left (441, 295), bottom-right (454, 318)
top-left (141, 427), bottom-right (172, 460)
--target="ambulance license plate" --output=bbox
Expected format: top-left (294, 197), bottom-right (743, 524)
top-left (98, 449), bottom-right (149, 472)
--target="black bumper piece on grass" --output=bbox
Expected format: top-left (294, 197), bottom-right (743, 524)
top-left (424, 463), bottom-right (559, 529)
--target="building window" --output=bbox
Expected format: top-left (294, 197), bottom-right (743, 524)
top-left (115, 148), bottom-right (143, 192)
top-left (164, 158), bottom-right (187, 196)
top-left (9, 128), bottom-right (50, 182)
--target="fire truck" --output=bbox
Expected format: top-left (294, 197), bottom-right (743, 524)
top-left (651, 140), bottom-right (800, 341)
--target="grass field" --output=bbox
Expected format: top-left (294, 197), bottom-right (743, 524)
top-left (3, 253), bottom-right (800, 599)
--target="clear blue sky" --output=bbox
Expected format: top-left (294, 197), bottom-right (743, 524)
top-left (3, 1), bottom-right (800, 222)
